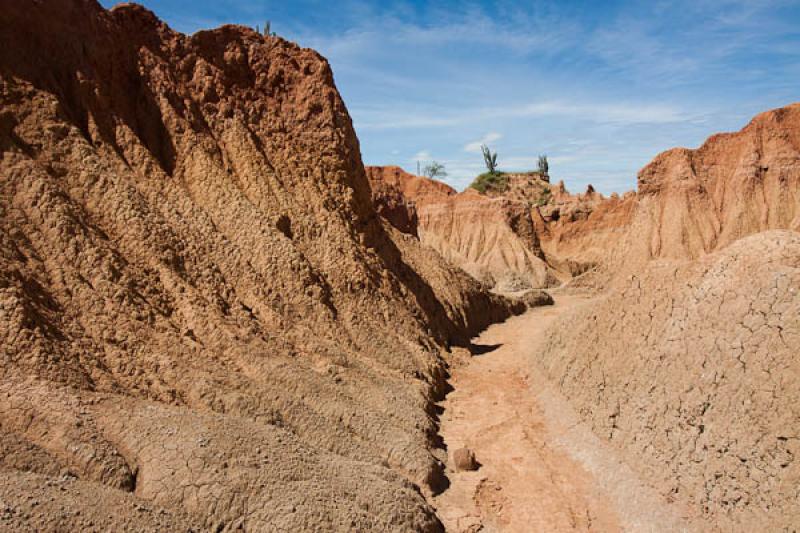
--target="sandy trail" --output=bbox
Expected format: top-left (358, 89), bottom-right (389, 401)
top-left (432, 294), bottom-right (699, 532)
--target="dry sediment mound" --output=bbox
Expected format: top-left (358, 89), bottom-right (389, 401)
top-left (534, 108), bottom-right (800, 530)
top-left (536, 230), bottom-right (800, 530)
top-left (0, 1), bottom-right (520, 530)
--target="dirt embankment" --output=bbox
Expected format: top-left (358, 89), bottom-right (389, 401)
top-left (528, 109), bottom-right (800, 529)
top-left (0, 1), bottom-right (521, 530)
top-left (537, 231), bottom-right (800, 530)
top-left (370, 105), bottom-right (800, 531)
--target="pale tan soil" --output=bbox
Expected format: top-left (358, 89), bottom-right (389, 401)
top-left (433, 294), bottom-right (700, 532)
top-left (538, 231), bottom-right (800, 530)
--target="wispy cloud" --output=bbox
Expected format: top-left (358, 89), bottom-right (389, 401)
top-left (464, 132), bottom-right (503, 153)
top-left (411, 150), bottom-right (431, 162)
top-left (353, 100), bottom-right (692, 131)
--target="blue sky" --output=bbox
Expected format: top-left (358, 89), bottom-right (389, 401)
top-left (100, 0), bottom-right (800, 193)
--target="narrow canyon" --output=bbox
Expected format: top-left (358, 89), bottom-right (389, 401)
top-left (0, 1), bottom-right (798, 532)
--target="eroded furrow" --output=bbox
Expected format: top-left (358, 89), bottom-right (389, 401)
top-left (432, 294), bottom-right (698, 532)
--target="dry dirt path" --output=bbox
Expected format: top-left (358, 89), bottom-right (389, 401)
top-left (432, 294), bottom-right (700, 533)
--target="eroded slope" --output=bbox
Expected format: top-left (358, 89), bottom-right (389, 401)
top-left (367, 167), bottom-right (559, 290)
top-left (0, 1), bottom-right (519, 530)
top-left (537, 231), bottom-right (800, 529)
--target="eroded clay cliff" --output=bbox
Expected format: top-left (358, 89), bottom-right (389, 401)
top-left (369, 105), bottom-right (800, 291)
top-left (367, 167), bottom-right (559, 290)
top-left (0, 1), bottom-right (521, 530)
top-left (529, 106), bottom-right (800, 529)
top-left (543, 104), bottom-right (800, 282)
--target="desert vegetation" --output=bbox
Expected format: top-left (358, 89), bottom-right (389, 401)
top-left (469, 170), bottom-right (509, 193)
top-left (469, 144), bottom-right (507, 192)
top-left (535, 186), bottom-right (552, 206)
top-left (422, 161), bottom-right (448, 179)
top-left (538, 154), bottom-right (549, 176)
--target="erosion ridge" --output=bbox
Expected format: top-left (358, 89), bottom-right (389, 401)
top-left (0, 0), bottom-right (522, 530)
top-left (367, 167), bottom-right (560, 290)
top-left (528, 107), bottom-right (800, 529)
top-left (545, 103), bottom-right (800, 285)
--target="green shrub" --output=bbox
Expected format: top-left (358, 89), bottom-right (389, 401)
top-left (535, 187), bottom-right (552, 206)
top-left (469, 171), bottom-right (508, 193)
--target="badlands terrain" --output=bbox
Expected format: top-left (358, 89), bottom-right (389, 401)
top-left (1, 0), bottom-right (798, 531)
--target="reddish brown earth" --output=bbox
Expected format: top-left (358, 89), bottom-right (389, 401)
top-left (540, 104), bottom-right (800, 288)
top-left (368, 105), bottom-right (800, 531)
top-left (0, 1), bottom-right (525, 530)
top-left (366, 165), bottom-right (456, 237)
top-left (538, 231), bottom-right (800, 530)
top-left (3, 0), bottom-right (800, 531)
top-left (369, 104), bottom-right (800, 289)
top-left (367, 167), bottom-right (560, 290)
top-left (433, 294), bottom-right (702, 532)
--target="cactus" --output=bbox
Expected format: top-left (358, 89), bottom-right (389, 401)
top-left (538, 154), bottom-right (549, 176)
top-left (481, 144), bottom-right (498, 174)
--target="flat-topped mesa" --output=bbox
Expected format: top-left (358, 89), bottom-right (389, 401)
top-left (0, 1), bottom-right (523, 530)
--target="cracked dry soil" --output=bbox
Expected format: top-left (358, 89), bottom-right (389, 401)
top-left (433, 294), bottom-right (701, 533)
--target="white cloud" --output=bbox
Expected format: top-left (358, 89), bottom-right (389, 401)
top-left (411, 150), bottom-right (431, 162)
top-left (353, 99), bottom-right (691, 132)
top-left (517, 101), bottom-right (690, 124)
top-left (463, 132), bottom-right (503, 153)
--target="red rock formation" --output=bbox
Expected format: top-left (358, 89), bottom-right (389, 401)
top-left (366, 165), bottom-right (456, 236)
top-left (0, 1), bottom-right (521, 529)
top-left (534, 106), bottom-right (800, 529)
top-left (632, 103), bottom-right (800, 261)
top-left (367, 167), bottom-right (559, 289)
top-left (552, 104), bottom-right (800, 278)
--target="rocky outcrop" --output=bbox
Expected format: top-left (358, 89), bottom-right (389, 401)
top-left (365, 167), bottom-right (625, 289)
top-left (546, 104), bottom-right (800, 281)
top-left (537, 231), bottom-right (800, 530)
top-left (367, 167), bottom-right (559, 290)
top-left (0, 1), bottom-right (520, 530)
top-left (534, 106), bottom-right (800, 529)
top-left (418, 190), bottom-right (559, 289)
top-left (629, 104), bottom-right (800, 262)
top-left (366, 165), bottom-right (456, 237)
top-left (371, 105), bottom-right (800, 291)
